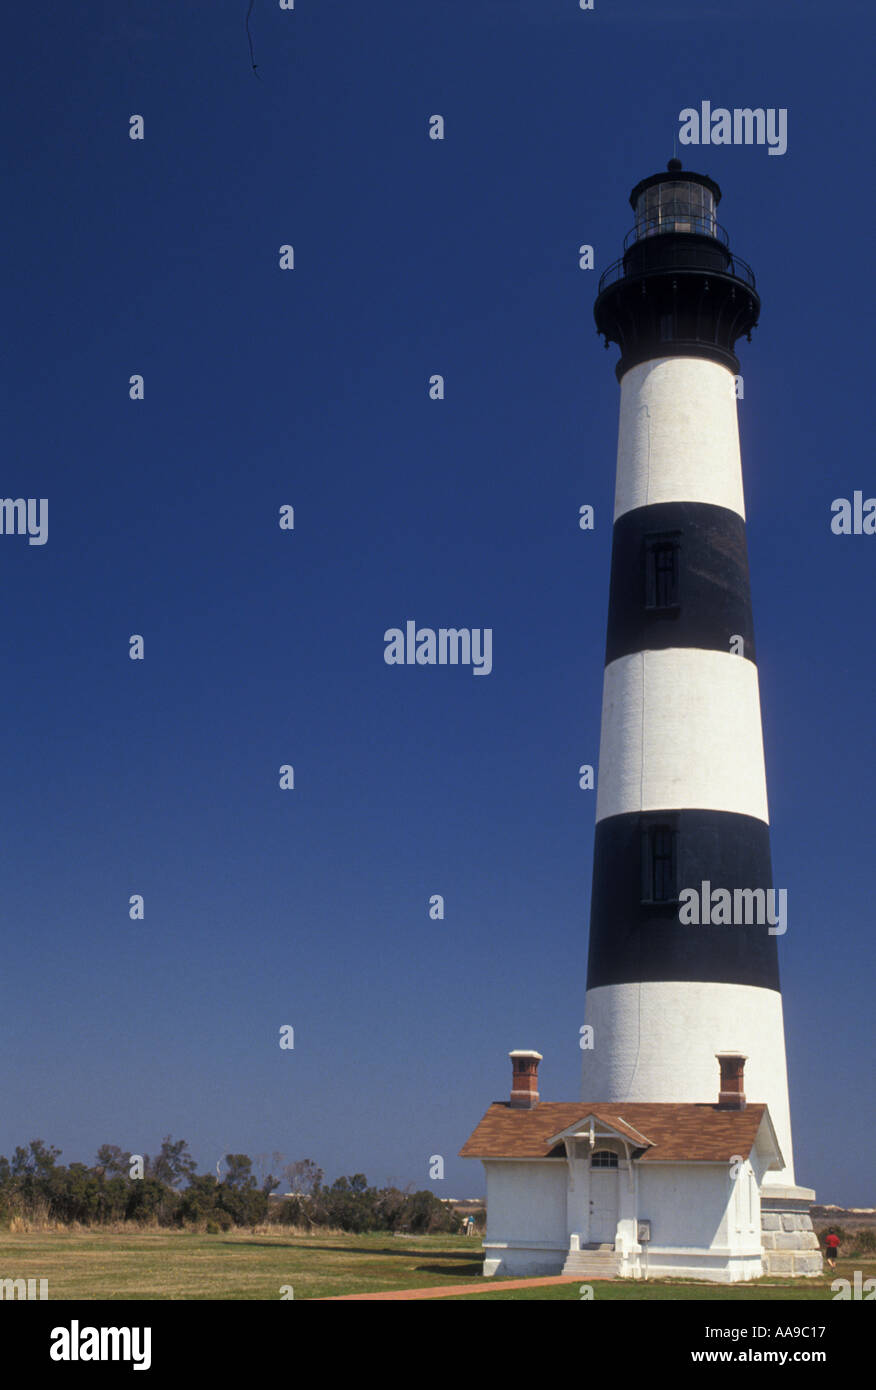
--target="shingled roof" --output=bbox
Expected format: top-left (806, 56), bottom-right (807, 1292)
top-left (459, 1101), bottom-right (779, 1164)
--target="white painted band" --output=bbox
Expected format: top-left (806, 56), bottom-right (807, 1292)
top-left (614, 357), bottom-right (746, 522)
top-left (595, 648), bottom-right (769, 824)
top-left (582, 980), bottom-right (795, 1184)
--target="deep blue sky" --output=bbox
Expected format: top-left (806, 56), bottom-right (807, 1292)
top-left (3, 1), bottom-right (873, 1205)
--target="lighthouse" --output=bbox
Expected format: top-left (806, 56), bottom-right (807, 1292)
top-left (584, 159), bottom-right (819, 1257)
top-left (460, 161), bottom-right (821, 1281)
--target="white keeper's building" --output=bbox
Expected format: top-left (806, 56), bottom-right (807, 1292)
top-left (461, 1050), bottom-right (821, 1281)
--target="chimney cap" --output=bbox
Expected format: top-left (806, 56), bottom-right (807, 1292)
top-left (509, 1050), bottom-right (542, 1109)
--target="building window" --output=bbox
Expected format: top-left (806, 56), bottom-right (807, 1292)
top-left (645, 533), bottom-right (680, 609)
top-left (641, 822), bottom-right (678, 903)
top-left (659, 313), bottom-right (674, 341)
top-left (591, 1150), bottom-right (618, 1169)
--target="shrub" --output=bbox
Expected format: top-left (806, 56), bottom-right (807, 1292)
top-left (270, 1196), bottom-right (311, 1227)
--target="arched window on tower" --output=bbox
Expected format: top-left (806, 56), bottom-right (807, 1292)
top-left (591, 1150), bottom-right (619, 1168)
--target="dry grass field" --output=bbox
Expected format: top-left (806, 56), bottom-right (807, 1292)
top-left (0, 1229), bottom-right (480, 1300)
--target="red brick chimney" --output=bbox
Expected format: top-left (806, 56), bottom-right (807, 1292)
top-left (715, 1052), bottom-right (747, 1109)
top-left (509, 1050), bottom-right (542, 1109)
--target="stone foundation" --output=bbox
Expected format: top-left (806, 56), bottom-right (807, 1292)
top-left (760, 1185), bottom-right (823, 1277)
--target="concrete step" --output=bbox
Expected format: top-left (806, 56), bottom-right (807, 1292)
top-left (561, 1250), bottom-right (619, 1277)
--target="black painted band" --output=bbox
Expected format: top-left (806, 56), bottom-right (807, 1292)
top-left (586, 808), bottom-right (780, 991)
top-left (605, 501), bottom-right (756, 665)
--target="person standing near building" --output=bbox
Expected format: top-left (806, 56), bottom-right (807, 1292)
top-left (824, 1230), bottom-right (840, 1270)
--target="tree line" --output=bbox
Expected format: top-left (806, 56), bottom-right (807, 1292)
top-left (0, 1139), bottom-right (464, 1234)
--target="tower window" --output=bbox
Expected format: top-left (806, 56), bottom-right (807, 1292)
top-left (641, 821), bottom-right (678, 903)
top-left (645, 533), bottom-right (680, 609)
top-left (659, 313), bottom-right (674, 341)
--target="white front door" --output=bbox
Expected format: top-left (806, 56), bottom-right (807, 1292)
top-left (589, 1169), bottom-right (618, 1244)
top-left (567, 1159), bottom-right (590, 1237)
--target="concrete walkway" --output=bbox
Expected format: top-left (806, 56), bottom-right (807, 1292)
top-left (318, 1275), bottom-right (592, 1300)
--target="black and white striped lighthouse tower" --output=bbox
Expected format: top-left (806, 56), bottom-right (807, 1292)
top-left (583, 161), bottom-right (817, 1240)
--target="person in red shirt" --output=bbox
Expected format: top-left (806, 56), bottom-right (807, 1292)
top-left (824, 1230), bottom-right (840, 1270)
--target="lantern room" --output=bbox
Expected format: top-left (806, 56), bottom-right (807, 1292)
top-left (629, 158), bottom-right (721, 243)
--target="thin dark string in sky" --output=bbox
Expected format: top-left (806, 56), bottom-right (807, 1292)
top-left (246, 0), bottom-right (261, 79)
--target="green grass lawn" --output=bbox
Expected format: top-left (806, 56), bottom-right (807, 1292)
top-left (445, 1265), bottom-right (872, 1300)
top-left (0, 1229), bottom-right (867, 1300)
